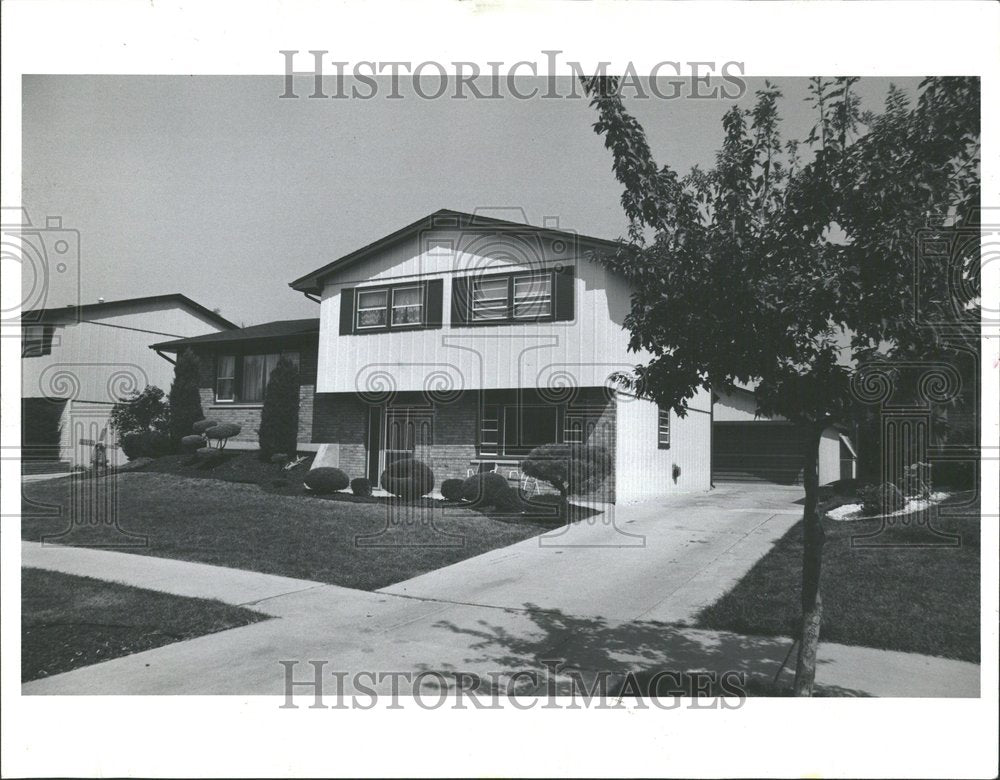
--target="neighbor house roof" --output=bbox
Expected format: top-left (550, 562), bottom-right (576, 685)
top-left (150, 318), bottom-right (320, 352)
top-left (288, 208), bottom-right (621, 295)
top-left (22, 293), bottom-right (237, 330)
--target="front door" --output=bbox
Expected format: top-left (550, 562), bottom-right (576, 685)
top-left (380, 406), bottom-right (433, 477)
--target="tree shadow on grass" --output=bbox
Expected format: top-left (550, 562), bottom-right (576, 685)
top-left (416, 603), bottom-right (867, 698)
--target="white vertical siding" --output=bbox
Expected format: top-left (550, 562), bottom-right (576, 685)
top-left (615, 390), bottom-right (713, 502)
top-left (316, 230), bottom-right (639, 394)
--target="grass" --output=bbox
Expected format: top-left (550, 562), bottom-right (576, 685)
top-left (695, 491), bottom-right (981, 662)
top-left (21, 469), bottom-right (573, 591)
top-left (21, 567), bottom-right (267, 682)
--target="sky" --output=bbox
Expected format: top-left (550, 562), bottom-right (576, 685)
top-left (22, 75), bottom-right (920, 327)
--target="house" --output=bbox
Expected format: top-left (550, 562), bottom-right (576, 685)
top-left (149, 318), bottom-right (320, 451)
top-left (285, 208), bottom-right (717, 503)
top-left (21, 294), bottom-right (236, 470)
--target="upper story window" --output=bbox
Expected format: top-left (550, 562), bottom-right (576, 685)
top-left (340, 280), bottom-right (443, 335)
top-left (356, 284), bottom-right (425, 330)
top-left (22, 325), bottom-right (55, 358)
top-left (454, 265), bottom-right (574, 327)
top-left (216, 351), bottom-right (299, 404)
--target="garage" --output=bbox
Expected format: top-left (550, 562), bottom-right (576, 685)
top-left (712, 421), bottom-right (806, 484)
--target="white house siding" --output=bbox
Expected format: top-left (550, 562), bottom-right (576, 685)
top-left (615, 390), bottom-right (713, 502)
top-left (22, 300), bottom-right (229, 466)
top-left (316, 230), bottom-right (638, 395)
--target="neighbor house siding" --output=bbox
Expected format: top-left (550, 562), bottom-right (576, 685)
top-left (21, 300), bottom-right (231, 467)
top-left (615, 389), bottom-right (713, 501)
top-left (819, 429), bottom-right (841, 485)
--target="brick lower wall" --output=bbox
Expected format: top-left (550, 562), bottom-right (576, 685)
top-left (310, 387), bottom-right (618, 500)
top-left (190, 343), bottom-right (317, 450)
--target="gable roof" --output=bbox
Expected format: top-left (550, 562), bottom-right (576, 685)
top-left (22, 293), bottom-right (237, 330)
top-left (288, 208), bottom-right (621, 294)
top-left (150, 318), bottom-right (320, 352)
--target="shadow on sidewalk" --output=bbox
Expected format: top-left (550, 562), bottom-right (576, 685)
top-left (419, 603), bottom-right (867, 697)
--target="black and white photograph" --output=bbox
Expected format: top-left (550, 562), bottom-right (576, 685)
top-left (2, 1), bottom-right (997, 778)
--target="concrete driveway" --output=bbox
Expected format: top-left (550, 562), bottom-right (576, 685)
top-left (380, 483), bottom-right (805, 624)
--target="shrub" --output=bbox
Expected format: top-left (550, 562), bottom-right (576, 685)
top-left (192, 418), bottom-right (219, 434)
top-left (350, 477), bottom-right (373, 497)
top-left (860, 482), bottom-right (904, 516)
top-left (110, 386), bottom-right (169, 438)
top-left (204, 423), bottom-right (241, 449)
top-left (121, 430), bottom-right (171, 459)
top-left (304, 467), bottom-right (350, 494)
top-left (258, 356), bottom-right (300, 458)
top-left (380, 458), bottom-right (434, 499)
top-left (440, 478), bottom-right (465, 501)
top-left (180, 434), bottom-right (206, 453)
top-left (110, 386), bottom-right (169, 460)
top-left (902, 462), bottom-right (932, 498)
top-left (168, 349), bottom-right (204, 449)
top-left (459, 472), bottom-right (510, 506)
top-left (522, 444), bottom-right (611, 500)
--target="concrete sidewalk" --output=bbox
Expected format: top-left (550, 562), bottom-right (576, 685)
top-left (21, 541), bottom-right (979, 697)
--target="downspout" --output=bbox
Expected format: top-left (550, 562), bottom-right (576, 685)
top-left (302, 292), bottom-right (321, 303)
top-left (709, 385), bottom-right (715, 490)
top-left (153, 348), bottom-right (176, 365)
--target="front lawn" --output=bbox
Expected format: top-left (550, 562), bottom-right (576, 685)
top-left (695, 492), bottom-right (980, 662)
top-left (21, 471), bottom-right (570, 591)
top-left (22, 567), bottom-right (268, 682)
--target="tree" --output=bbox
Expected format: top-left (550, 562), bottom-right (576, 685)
top-left (258, 356), bottom-right (300, 458)
top-left (580, 76), bottom-right (979, 694)
top-left (110, 385), bottom-right (169, 438)
top-left (168, 348), bottom-right (204, 448)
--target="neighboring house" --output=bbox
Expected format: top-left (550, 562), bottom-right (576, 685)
top-left (21, 294), bottom-right (235, 469)
top-left (712, 385), bottom-right (857, 485)
top-left (287, 208), bottom-right (716, 503)
top-left (149, 318), bottom-right (320, 450)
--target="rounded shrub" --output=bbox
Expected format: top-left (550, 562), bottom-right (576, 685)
top-left (205, 423), bottom-right (241, 441)
top-left (380, 458), bottom-right (434, 499)
top-left (304, 467), bottom-right (350, 494)
top-left (192, 418), bottom-right (219, 434)
top-left (860, 482), bottom-right (904, 516)
top-left (121, 430), bottom-right (171, 459)
top-left (180, 434), bottom-right (206, 453)
top-left (350, 477), bottom-right (373, 497)
top-left (459, 472), bottom-right (510, 506)
top-left (440, 478), bottom-right (465, 501)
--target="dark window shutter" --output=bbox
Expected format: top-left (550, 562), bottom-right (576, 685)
top-left (339, 288), bottom-right (355, 334)
top-left (425, 279), bottom-right (444, 328)
top-left (554, 266), bottom-right (575, 322)
top-left (451, 276), bottom-right (471, 325)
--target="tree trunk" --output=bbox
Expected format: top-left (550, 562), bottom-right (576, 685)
top-left (793, 423), bottom-right (826, 696)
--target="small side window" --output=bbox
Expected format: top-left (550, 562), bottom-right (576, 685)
top-left (657, 406), bottom-right (671, 449)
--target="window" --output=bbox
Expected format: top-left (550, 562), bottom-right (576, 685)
top-left (658, 406), bottom-right (671, 449)
top-left (513, 274), bottom-right (552, 319)
top-left (470, 271), bottom-right (554, 323)
top-left (479, 403), bottom-right (561, 457)
top-left (356, 289), bottom-right (389, 329)
top-left (391, 286), bottom-right (424, 325)
top-left (472, 278), bottom-right (509, 321)
top-left (354, 284), bottom-right (426, 330)
top-left (215, 351), bottom-right (299, 404)
top-left (22, 325), bottom-right (54, 358)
